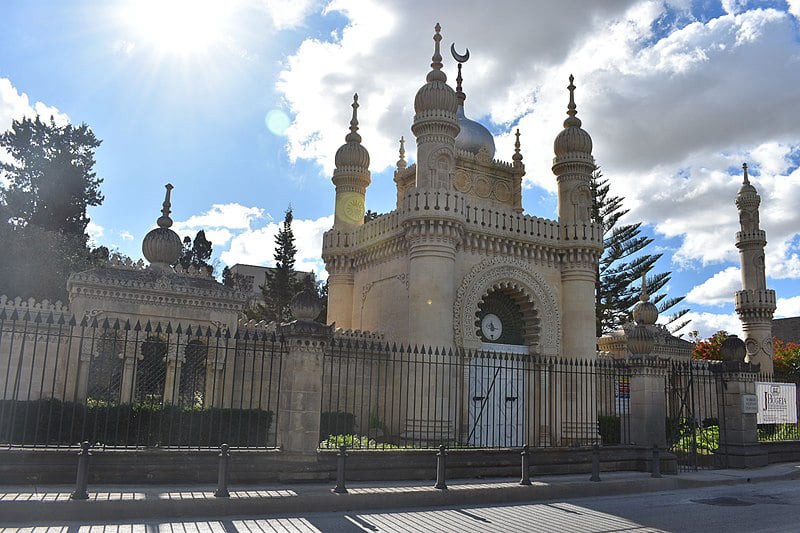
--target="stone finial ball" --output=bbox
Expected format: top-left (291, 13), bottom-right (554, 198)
top-left (719, 334), bottom-right (746, 362)
top-left (290, 288), bottom-right (322, 321)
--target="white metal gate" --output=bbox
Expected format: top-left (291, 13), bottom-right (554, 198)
top-left (467, 350), bottom-right (524, 447)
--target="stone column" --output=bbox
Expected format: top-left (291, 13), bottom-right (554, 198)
top-left (277, 290), bottom-right (333, 456)
top-left (118, 342), bottom-right (139, 404)
top-left (162, 344), bottom-right (184, 405)
top-left (325, 262), bottom-right (355, 330)
top-left (629, 359), bottom-right (667, 448)
top-left (711, 335), bottom-right (767, 468)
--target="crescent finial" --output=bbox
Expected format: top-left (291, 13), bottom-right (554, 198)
top-left (450, 43), bottom-right (470, 63)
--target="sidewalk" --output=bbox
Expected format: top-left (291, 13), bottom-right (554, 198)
top-left (2, 462), bottom-right (799, 524)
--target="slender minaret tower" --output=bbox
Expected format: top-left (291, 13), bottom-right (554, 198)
top-left (326, 95), bottom-right (371, 329)
top-left (411, 23), bottom-right (459, 190)
top-left (734, 163), bottom-right (776, 372)
top-left (552, 75), bottom-right (600, 359)
top-left (332, 94), bottom-right (371, 229)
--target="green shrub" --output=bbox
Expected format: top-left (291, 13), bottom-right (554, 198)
top-left (597, 415), bottom-right (621, 445)
top-left (0, 399), bottom-right (272, 447)
top-left (319, 434), bottom-right (399, 449)
top-left (758, 424), bottom-right (800, 441)
top-left (319, 411), bottom-right (355, 440)
top-left (674, 425), bottom-right (718, 455)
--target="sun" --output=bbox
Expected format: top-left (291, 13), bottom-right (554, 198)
top-left (123, 0), bottom-right (234, 56)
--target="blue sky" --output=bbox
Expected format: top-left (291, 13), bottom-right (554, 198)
top-left (1, 0), bottom-right (800, 339)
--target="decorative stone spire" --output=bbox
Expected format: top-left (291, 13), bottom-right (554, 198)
top-left (428, 23), bottom-right (445, 82)
top-left (142, 184), bottom-right (183, 270)
top-left (332, 94), bottom-right (371, 229)
top-left (553, 74), bottom-right (593, 159)
top-left (632, 273), bottom-right (659, 326)
top-left (734, 162), bottom-right (776, 371)
top-left (513, 129), bottom-right (523, 167)
top-left (396, 136), bottom-right (407, 170)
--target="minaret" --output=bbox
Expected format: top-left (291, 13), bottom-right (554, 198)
top-left (326, 94), bottom-right (371, 329)
top-left (734, 163), bottom-right (776, 372)
top-left (411, 23), bottom-right (459, 190)
top-left (511, 128), bottom-right (525, 213)
top-left (552, 75), bottom-right (600, 359)
top-left (332, 94), bottom-right (371, 229)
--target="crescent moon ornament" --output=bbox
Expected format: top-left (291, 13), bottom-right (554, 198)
top-left (450, 43), bottom-right (470, 63)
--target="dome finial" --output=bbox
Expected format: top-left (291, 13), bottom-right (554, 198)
top-left (564, 74), bottom-right (582, 128)
top-left (345, 93), bottom-right (361, 143)
top-left (513, 128), bottom-right (523, 164)
top-left (157, 184), bottom-right (174, 229)
top-left (451, 43), bottom-right (470, 105)
top-left (397, 136), bottom-right (407, 170)
top-left (742, 162), bottom-right (750, 185)
top-left (640, 273), bottom-right (649, 302)
top-left (425, 24), bottom-right (447, 83)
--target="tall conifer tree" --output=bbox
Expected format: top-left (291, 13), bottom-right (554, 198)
top-left (592, 171), bottom-right (690, 336)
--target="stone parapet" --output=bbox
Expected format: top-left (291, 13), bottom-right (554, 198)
top-left (735, 229), bottom-right (766, 247)
top-left (735, 289), bottom-right (777, 319)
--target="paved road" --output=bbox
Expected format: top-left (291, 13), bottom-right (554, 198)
top-left (4, 479), bottom-right (800, 532)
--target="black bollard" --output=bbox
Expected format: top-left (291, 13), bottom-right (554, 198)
top-left (589, 444), bottom-right (601, 482)
top-left (214, 443), bottom-right (231, 498)
top-left (519, 445), bottom-right (531, 486)
top-left (333, 444), bottom-right (348, 494)
top-left (651, 444), bottom-right (662, 478)
top-left (434, 444), bottom-right (448, 490)
top-left (70, 441), bottom-right (91, 500)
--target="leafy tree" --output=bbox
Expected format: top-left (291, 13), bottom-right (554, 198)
top-left (592, 170), bottom-right (690, 336)
top-left (0, 115), bottom-right (105, 301)
top-left (179, 230), bottom-right (213, 274)
top-left (773, 338), bottom-right (800, 380)
top-left (1, 115), bottom-right (102, 235)
top-left (689, 330), bottom-right (728, 361)
top-left (221, 266), bottom-right (253, 294)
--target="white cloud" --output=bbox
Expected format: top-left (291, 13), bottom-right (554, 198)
top-left (686, 266), bottom-right (741, 306)
top-left (675, 311), bottom-right (743, 339)
top-left (789, 0), bottom-right (800, 19)
top-left (119, 231), bottom-right (134, 241)
top-left (86, 221), bottom-right (105, 247)
top-left (220, 214), bottom-right (332, 279)
top-left (173, 203), bottom-right (264, 233)
top-left (777, 295), bottom-right (800, 318)
top-left (260, 0), bottom-right (320, 30)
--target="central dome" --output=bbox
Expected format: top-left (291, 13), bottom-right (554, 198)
top-left (455, 106), bottom-right (495, 158)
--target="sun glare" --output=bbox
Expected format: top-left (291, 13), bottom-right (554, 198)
top-left (124, 0), bottom-right (233, 56)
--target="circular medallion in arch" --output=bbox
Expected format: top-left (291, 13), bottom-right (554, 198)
top-left (474, 175), bottom-right (491, 198)
top-left (494, 181), bottom-right (511, 203)
top-left (454, 169), bottom-right (472, 193)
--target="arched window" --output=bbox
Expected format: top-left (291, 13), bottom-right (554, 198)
top-left (137, 336), bottom-right (167, 404)
top-left (87, 330), bottom-right (124, 403)
top-left (179, 339), bottom-right (207, 408)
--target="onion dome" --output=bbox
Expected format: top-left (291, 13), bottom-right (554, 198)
top-left (632, 274), bottom-right (659, 326)
top-left (735, 163), bottom-right (760, 211)
top-left (142, 184), bottom-right (183, 269)
top-left (414, 24), bottom-right (457, 116)
top-left (290, 287), bottom-right (322, 321)
top-left (719, 334), bottom-right (746, 362)
top-left (628, 322), bottom-right (655, 357)
top-left (453, 59), bottom-right (495, 158)
top-left (334, 94), bottom-right (370, 172)
top-left (554, 75), bottom-right (593, 158)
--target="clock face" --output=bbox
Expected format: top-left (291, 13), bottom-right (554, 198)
top-left (481, 313), bottom-right (503, 341)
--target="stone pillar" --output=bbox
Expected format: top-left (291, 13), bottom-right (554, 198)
top-left (325, 263), bottom-right (355, 330)
top-left (276, 290), bottom-right (333, 456)
top-left (118, 342), bottom-right (139, 404)
top-left (560, 265), bottom-right (597, 359)
top-left (629, 359), bottom-right (667, 448)
top-left (162, 344), bottom-right (183, 405)
top-left (711, 335), bottom-right (767, 468)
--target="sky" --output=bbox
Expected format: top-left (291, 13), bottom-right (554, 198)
top-left (1, 0), bottom-right (800, 339)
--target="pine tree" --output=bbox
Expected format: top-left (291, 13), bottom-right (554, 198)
top-left (592, 170), bottom-right (690, 336)
top-left (247, 207), bottom-right (300, 323)
top-left (179, 230), bottom-right (213, 274)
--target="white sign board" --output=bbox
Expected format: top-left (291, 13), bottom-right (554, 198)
top-left (756, 382), bottom-right (798, 424)
top-left (742, 394), bottom-right (759, 414)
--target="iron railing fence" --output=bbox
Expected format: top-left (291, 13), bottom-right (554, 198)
top-left (0, 309), bottom-right (284, 449)
top-left (755, 373), bottom-right (800, 443)
top-left (320, 340), bottom-right (632, 450)
top-left (666, 360), bottom-right (721, 471)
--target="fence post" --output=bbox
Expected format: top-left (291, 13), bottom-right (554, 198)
top-left (214, 443), bottom-right (231, 497)
top-left (277, 290), bottom-right (332, 456)
top-left (589, 444), bottom-right (601, 482)
top-left (333, 444), bottom-right (348, 494)
top-left (651, 444), bottom-right (662, 478)
top-left (70, 441), bottom-right (91, 500)
top-left (434, 444), bottom-right (448, 490)
top-left (519, 445), bottom-right (531, 485)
